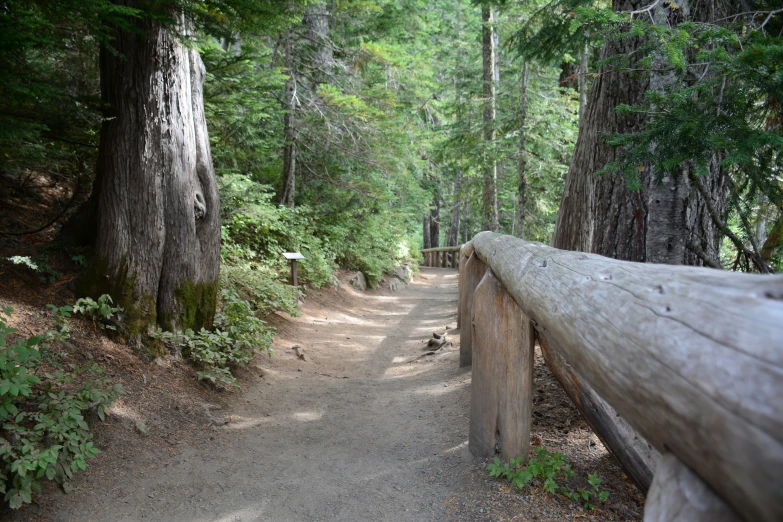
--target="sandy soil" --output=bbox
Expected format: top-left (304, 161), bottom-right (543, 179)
top-left (3, 267), bottom-right (644, 522)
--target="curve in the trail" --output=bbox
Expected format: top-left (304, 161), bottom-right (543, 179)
top-left (57, 268), bottom-right (475, 522)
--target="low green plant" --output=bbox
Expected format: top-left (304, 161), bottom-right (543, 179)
top-left (487, 446), bottom-right (610, 510)
top-left (220, 240), bottom-right (298, 316)
top-left (0, 306), bottom-right (123, 509)
top-left (71, 255), bottom-right (88, 267)
top-left (151, 288), bottom-right (274, 387)
top-left (6, 256), bottom-right (60, 284)
top-left (72, 295), bottom-right (123, 330)
top-left (46, 303), bottom-right (73, 340)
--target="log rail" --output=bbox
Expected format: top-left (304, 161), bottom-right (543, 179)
top-left (458, 232), bottom-right (783, 522)
top-left (421, 246), bottom-right (462, 268)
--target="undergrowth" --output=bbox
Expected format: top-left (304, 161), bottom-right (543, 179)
top-left (150, 288), bottom-right (274, 388)
top-left (487, 446), bottom-right (610, 510)
top-left (0, 303), bottom-right (123, 509)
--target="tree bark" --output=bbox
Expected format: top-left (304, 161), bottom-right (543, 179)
top-left (429, 195), bottom-right (440, 249)
top-left (552, 0), bottom-right (728, 266)
top-left (303, 2), bottom-right (333, 86)
top-left (80, 7), bottom-right (220, 351)
top-left (481, 6), bottom-right (498, 232)
top-left (515, 63), bottom-right (530, 239)
top-left (423, 213), bottom-right (432, 250)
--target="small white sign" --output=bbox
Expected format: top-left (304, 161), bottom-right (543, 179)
top-left (283, 252), bottom-right (305, 260)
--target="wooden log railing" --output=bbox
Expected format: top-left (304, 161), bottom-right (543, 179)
top-left (421, 246), bottom-right (462, 269)
top-left (458, 232), bottom-right (783, 522)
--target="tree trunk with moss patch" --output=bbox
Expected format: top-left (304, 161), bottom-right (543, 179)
top-left (79, 7), bottom-right (220, 353)
top-left (552, 0), bottom-right (727, 266)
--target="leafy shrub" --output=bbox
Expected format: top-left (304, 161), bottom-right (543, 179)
top-left (0, 306), bottom-right (123, 509)
top-left (487, 446), bottom-right (610, 510)
top-left (151, 288), bottom-right (274, 387)
top-left (220, 241), bottom-right (298, 316)
top-left (219, 174), bottom-right (420, 291)
top-left (72, 295), bottom-right (123, 330)
top-left (220, 175), bottom-right (335, 287)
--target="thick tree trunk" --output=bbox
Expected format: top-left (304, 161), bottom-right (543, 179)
top-left (281, 30), bottom-right (297, 208)
top-left (515, 63), bottom-right (530, 239)
top-left (553, 1), bottom-right (728, 265)
top-left (423, 214), bottom-right (432, 249)
top-left (80, 9), bottom-right (220, 351)
top-left (429, 196), bottom-right (440, 249)
top-left (481, 6), bottom-right (498, 232)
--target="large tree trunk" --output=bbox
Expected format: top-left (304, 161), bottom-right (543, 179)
top-left (423, 213), bottom-right (432, 249)
top-left (79, 9), bottom-right (220, 351)
top-left (552, 1), bottom-right (728, 265)
top-left (515, 63), bottom-right (530, 239)
top-left (481, 6), bottom-right (498, 232)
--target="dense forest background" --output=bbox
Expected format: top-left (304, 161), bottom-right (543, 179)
top-left (0, 0), bottom-right (781, 509)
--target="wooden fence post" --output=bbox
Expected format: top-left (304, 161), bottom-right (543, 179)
top-left (457, 247), bottom-right (468, 329)
top-left (469, 268), bottom-right (534, 462)
top-left (644, 454), bottom-right (741, 522)
top-left (459, 253), bottom-right (485, 368)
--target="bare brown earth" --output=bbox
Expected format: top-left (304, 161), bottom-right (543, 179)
top-left (2, 267), bottom-right (644, 522)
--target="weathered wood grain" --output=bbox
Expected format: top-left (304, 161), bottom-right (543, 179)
top-left (469, 269), bottom-right (534, 461)
top-left (470, 231), bottom-right (783, 522)
top-left (644, 454), bottom-right (742, 522)
top-left (459, 253), bottom-right (486, 368)
top-left (538, 331), bottom-right (657, 491)
top-left (457, 247), bottom-right (469, 328)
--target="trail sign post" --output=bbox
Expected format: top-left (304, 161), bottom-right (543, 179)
top-left (283, 253), bottom-right (305, 301)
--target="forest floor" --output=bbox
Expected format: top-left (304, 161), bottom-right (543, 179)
top-left (1, 266), bottom-right (645, 522)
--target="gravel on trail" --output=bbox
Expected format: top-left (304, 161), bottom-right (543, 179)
top-left (5, 267), bottom-right (643, 522)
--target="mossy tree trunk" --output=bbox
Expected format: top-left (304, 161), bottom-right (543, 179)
top-left (80, 5), bottom-right (220, 353)
top-left (553, 0), bottom-right (728, 265)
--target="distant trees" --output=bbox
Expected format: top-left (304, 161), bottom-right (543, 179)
top-left (481, 5), bottom-right (499, 232)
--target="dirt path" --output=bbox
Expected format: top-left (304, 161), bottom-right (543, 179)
top-left (7, 267), bottom-right (644, 522)
top-left (53, 268), bottom-right (475, 521)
